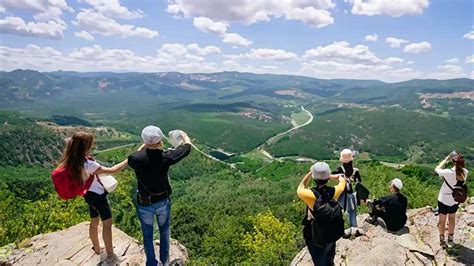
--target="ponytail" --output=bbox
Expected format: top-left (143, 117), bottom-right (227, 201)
top-left (454, 154), bottom-right (465, 180)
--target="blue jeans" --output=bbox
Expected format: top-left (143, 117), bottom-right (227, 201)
top-left (137, 198), bottom-right (171, 266)
top-left (339, 192), bottom-right (357, 227)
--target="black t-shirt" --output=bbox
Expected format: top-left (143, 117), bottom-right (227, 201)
top-left (375, 192), bottom-right (408, 231)
top-left (128, 144), bottom-right (191, 196)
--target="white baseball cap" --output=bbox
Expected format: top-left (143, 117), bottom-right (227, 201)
top-left (391, 178), bottom-right (403, 190)
top-left (311, 162), bottom-right (331, 180)
top-left (141, 126), bottom-right (164, 145)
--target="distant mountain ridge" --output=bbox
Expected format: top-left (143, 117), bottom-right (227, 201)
top-left (1, 69), bottom-right (472, 108)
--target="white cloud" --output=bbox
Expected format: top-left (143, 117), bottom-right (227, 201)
top-left (384, 57), bottom-right (403, 64)
top-left (75, 30), bottom-right (94, 41)
top-left (349, 0), bottom-right (429, 17)
top-left (222, 33), bottom-right (252, 47)
top-left (80, 0), bottom-right (143, 19)
top-left (233, 48), bottom-right (297, 61)
top-left (300, 41), bottom-right (426, 81)
top-left (466, 55), bottom-right (474, 64)
top-left (365, 34), bottom-right (378, 42)
top-left (167, 0), bottom-right (335, 28)
top-left (304, 41), bottom-right (389, 64)
top-left (403, 41), bottom-right (431, 54)
top-left (167, 4), bottom-right (180, 14)
top-left (193, 17), bottom-right (228, 35)
top-left (284, 6), bottom-right (334, 28)
top-left (73, 9), bottom-right (158, 38)
top-left (192, 17), bottom-right (251, 47)
top-left (0, 43), bottom-right (221, 73)
top-left (385, 37), bottom-right (409, 48)
top-left (463, 31), bottom-right (474, 40)
top-left (186, 43), bottom-right (221, 56)
top-left (261, 65), bottom-right (279, 70)
top-left (407, 61), bottom-right (414, 65)
top-left (445, 58), bottom-right (459, 63)
top-left (0, 16), bottom-right (66, 39)
top-left (301, 60), bottom-right (423, 82)
top-left (0, 0), bottom-right (73, 39)
top-left (425, 64), bottom-right (468, 79)
top-left (2, 0), bottom-right (73, 14)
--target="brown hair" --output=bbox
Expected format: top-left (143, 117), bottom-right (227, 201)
top-left (454, 154), bottom-right (466, 180)
top-left (58, 132), bottom-right (94, 181)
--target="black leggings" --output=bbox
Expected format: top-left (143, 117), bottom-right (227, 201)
top-left (84, 191), bottom-right (112, 220)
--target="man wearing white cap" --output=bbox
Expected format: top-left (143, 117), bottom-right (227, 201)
top-left (128, 125), bottom-right (192, 266)
top-left (366, 178), bottom-right (408, 232)
top-left (297, 162), bottom-right (346, 265)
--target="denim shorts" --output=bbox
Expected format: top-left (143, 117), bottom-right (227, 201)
top-left (84, 191), bottom-right (112, 220)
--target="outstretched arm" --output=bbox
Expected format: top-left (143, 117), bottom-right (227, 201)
top-left (435, 155), bottom-right (451, 176)
top-left (297, 172), bottom-right (317, 210)
top-left (94, 159), bottom-right (128, 175)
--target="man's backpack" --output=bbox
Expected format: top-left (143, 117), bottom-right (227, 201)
top-left (51, 166), bottom-right (94, 200)
top-left (310, 188), bottom-right (345, 247)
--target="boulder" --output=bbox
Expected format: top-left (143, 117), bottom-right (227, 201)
top-left (0, 222), bottom-right (188, 266)
top-left (292, 203), bottom-right (474, 265)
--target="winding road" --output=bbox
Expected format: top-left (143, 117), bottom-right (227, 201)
top-left (257, 106), bottom-right (314, 160)
top-left (261, 106), bottom-right (313, 147)
top-left (95, 106), bottom-right (314, 165)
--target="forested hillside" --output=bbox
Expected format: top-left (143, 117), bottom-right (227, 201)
top-left (0, 111), bottom-right (63, 166)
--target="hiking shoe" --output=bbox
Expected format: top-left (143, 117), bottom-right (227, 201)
top-left (104, 253), bottom-right (119, 265)
top-left (440, 235), bottom-right (447, 249)
top-left (447, 235), bottom-right (455, 246)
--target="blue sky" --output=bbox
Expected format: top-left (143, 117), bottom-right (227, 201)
top-left (0, 0), bottom-right (472, 82)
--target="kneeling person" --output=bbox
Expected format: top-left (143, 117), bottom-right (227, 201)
top-left (366, 178), bottom-right (407, 232)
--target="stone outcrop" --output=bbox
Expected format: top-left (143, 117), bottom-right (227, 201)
top-left (292, 199), bottom-right (474, 265)
top-left (1, 222), bottom-right (188, 265)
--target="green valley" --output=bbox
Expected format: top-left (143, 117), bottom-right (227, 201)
top-left (0, 70), bottom-right (473, 264)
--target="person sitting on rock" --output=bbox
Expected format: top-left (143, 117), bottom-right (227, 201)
top-left (297, 162), bottom-right (346, 265)
top-left (365, 178), bottom-right (408, 232)
top-left (331, 149), bottom-right (362, 234)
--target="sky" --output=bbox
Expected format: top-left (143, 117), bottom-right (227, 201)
top-left (0, 0), bottom-right (473, 82)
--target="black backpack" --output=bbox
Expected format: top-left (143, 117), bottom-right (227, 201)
top-left (310, 188), bottom-right (345, 247)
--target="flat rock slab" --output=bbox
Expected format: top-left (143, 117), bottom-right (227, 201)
top-left (1, 221), bottom-right (188, 266)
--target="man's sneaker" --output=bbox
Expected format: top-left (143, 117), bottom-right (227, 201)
top-left (447, 235), bottom-right (455, 246)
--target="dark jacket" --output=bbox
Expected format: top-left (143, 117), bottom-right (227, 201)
top-left (128, 144), bottom-right (191, 196)
top-left (374, 192), bottom-right (408, 231)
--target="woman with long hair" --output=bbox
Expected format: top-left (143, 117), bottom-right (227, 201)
top-left (331, 149), bottom-right (362, 234)
top-left (435, 151), bottom-right (468, 247)
top-left (57, 132), bottom-right (128, 261)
